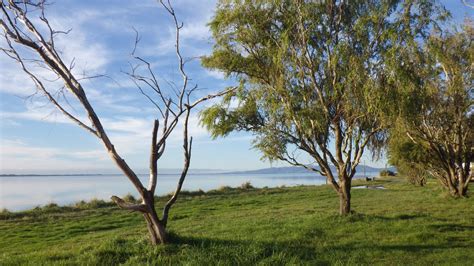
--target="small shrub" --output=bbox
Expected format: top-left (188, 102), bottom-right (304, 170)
top-left (0, 208), bottom-right (11, 219)
top-left (88, 198), bottom-right (110, 208)
top-left (406, 168), bottom-right (429, 186)
top-left (379, 170), bottom-right (396, 177)
top-left (74, 200), bottom-right (87, 209)
top-left (165, 189), bottom-right (206, 198)
top-left (44, 202), bottom-right (59, 209)
top-left (240, 181), bottom-right (254, 190)
top-left (74, 198), bottom-right (112, 209)
top-left (180, 189), bottom-right (206, 197)
top-left (217, 185), bottom-right (233, 192)
top-left (123, 193), bottom-right (138, 203)
top-left (39, 202), bottom-right (64, 213)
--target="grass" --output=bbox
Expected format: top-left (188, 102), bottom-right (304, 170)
top-left (0, 177), bottom-right (473, 265)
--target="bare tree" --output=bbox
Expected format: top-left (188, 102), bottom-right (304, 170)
top-left (0, 0), bottom-right (232, 245)
top-left (462, 0), bottom-right (474, 9)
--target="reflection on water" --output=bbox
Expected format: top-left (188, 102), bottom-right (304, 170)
top-left (0, 172), bottom-right (377, 211)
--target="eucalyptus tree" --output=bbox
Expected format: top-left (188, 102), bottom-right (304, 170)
top-left (387, 125), bottom-right (431, 186)
top-left (200, 0), bottom-right (444, 215)
top-left (391, 21), bottom-right (473, 197)
top-left (0, 0), bottom-right (231, 245)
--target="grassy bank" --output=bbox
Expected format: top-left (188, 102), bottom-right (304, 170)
top-left (1, 177), bottom-right (473, 265)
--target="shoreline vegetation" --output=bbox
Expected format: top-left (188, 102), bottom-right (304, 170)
top-left (0, 174), bottom-right (382, 214)
top-left (0, 181), bottom-right (257, 216)
top-left (1, 177), bottom-right (473, 264)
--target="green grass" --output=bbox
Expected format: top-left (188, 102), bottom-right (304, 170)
top-left (1, 178), bottom-right (473, 265)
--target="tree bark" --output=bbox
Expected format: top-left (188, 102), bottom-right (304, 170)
top-left (143, 212), bottom-right (168, 245)
top-left (339, 179), bottom-right (351, 215)
top-left (458, 177), bottom-right (468, 197)
top-left (142, 194), bottom-right (168, 245)
top-left (112, 193), bottom-right (169, 245)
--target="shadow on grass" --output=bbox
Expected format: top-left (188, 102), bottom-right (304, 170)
top-left (324, 212), bottom-right (430, 223)
top-left (370, 213), bottom-right (429, 221)
top-left (166, 233), bottom-right (329, 264)
top-left (328, 242), bottom-right (470, 253)
top-left (89, 229), bottom-right (471, 265)
top-left (431, 224), bottom-right (474, 232)
top-left (85, 233), bottom-right (330, 264)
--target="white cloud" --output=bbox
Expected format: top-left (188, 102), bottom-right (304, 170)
top-left (205, 69), bottom-right (225, 80)
top-left (0, 139), bottom-right (110, 173)
top-left (0, 50), bottom-right (59, 96)
top-left (100, 113), bottom-right (210, 155)
top-left (49, 16), bottom-right (111, 75)
top-left (0, 3), bottom-right (112, 97)
top-left (137, 0), bottom-right (216, 58)
top-left (0, 0), bottom-right (237, 173)
top-left (180, 22), bottom-right (211, 42)
top-left (0, 104), bottom-right (89, 126)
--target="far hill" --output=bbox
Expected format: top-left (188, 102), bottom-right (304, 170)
top-left (223, 165), bottom-right (395, 175)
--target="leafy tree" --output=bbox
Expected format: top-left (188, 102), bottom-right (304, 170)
top-left (201, 0), bottom-right (443, 214)
top-left (387, 124), bottom-right (431, 186)
top-left (391, 21), bottom-right (473, 196)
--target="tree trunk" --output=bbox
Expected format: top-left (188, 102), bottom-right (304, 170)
top-left (458, 180), bottom-right (468, 197)
top-left (339, 180), bottom-right (351, 215)
top-left (143, 212), bottom-right (168, 245)
top-left (142, 195), bottom-right (168, 245)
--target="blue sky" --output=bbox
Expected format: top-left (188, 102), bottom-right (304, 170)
top-left (0, 0), bottom-right (471, 174)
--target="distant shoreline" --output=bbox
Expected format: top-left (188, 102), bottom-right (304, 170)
top-left (0, 165), bottom-right (393, 177)
top-left (0, 174), bottom-right (114, 177)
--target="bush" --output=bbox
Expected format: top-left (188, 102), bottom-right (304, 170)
top-left (123, 193), bottom-right (138, 203)
top-left (75, 198), bottom-right (112, 209)
top-left (88, 198), bottom-right (111, 208)
top-left (217, 185), bottom-right (233, 192)
top-left (74, 200), bottom-right (88, 209)
top-left (379, 170), bottom-right (396, 177)
top-left (404, 167), bottom-right (429, 186)
top-left (240, 181), bottom-right (254, 190)
top-left (176, 189), bottom-right (206, 197)
top-left (44, 202), bottom-right (59, 209)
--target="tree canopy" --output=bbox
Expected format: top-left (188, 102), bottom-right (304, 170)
top-left (200, 0), bottom-right (446, 214)
top-left (389, 20), bottom-right (473, 196)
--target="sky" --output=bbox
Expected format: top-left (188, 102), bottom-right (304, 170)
top-left (0, 0), bottom-right (471, 174)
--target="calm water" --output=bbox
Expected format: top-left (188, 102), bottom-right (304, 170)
top-left (0, 172), bottom-right (377, 211)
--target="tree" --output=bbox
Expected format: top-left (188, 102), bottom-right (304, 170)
top-left (391, 21), bottom-right (473, 197)
top-left (462, 0), bottom-right (474, 9)
top-left (200, 0), bottom-right (443, 215)
top-left (387, 123), bottom-right (431, 186)
top-left (0, 0), bottom-right (231, 245)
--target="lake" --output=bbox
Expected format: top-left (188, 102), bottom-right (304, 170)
top-left (0, 172), bottom-right (378, 211)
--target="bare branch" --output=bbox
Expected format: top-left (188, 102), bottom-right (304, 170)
top-left (148, 119), bottom-right (159, 193)
top-left (111, 196), bottom-right (147, 212)
top-left (162, 108), bottom-right (192, 226)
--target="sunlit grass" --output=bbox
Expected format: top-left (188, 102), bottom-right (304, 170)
top-left (1, 177), bottom-right (473, 265)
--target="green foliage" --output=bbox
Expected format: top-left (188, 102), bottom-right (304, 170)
top-left (388, 20), bottom-right (473, 194)
top-left (379, 170), bottom-right (396, 177)
top-left (174, 189), bottom-right (206, 198)
top-left (239, 181), bottom-right (254, 189)
top-left (122, 193), bottom-right (139, 204)
top-left (387, 123), bottom-right (432, 185)
top-left (200, 0), bottom-right (445, 186)
top-left (80, 198), bottom-right (111, 209)
top-left (1, 179), bottom-right (473, 264)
